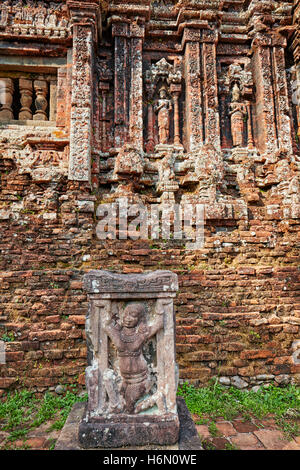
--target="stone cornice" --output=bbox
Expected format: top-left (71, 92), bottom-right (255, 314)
top-left (67, 0), bottom-right (102, 41)
top-left (107, 0), bottom-right (151, 21)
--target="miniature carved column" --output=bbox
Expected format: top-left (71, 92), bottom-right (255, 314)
top-left (56, 66), bottom-right (68, 128)
top-left (246, 101), bottom-right (254, 149)
top-left (33, 80), bottom-right (48, 121)
top-left (0, 78), bottom-right (14, 121)
top-left (67, 1), bottom-right (100, 182)
top-left (172, 91), bottom-right (181, 146)
top-left (19, 79), bottom-right (33, 120)
top-left (146, 97), bottom-right (155, 152)
top-left (99, 81), bottom-right (110, 152)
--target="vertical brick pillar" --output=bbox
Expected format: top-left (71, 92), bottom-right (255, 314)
top-left (182, 28), bottom-right (204, 152)
top-left (111, 20), bottom-right (145, 151)
top-left (202, 29), bottom-right (221, 152)
top-left (251, 36), bottom-right (278, 157)
top-left (129, 23), bottom-right (145, 151)
top-left (182, 27), bottom-right (220, 152)
top-left (272, 40), bottom-right (293, 155)
top-left (67, 2), bottom-right (100, 182)
top-left (251, 33), bottom-right (293, 158)
top-left (112, 21), bottom-right (130, 150)
top-left (292, 3), bottom-right (300, 139)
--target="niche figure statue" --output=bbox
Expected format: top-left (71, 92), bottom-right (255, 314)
top-left (229, 82), bottom-right (247, 147)
top-left (103, 302), bottom-right (164, 414)
top-left (154, 85), bottom-right (172, 145)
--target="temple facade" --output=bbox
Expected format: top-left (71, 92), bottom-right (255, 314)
top-left (0, 0), bottom-right (300, 393)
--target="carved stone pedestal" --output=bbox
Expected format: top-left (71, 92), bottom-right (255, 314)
top-left (79, 413), bottom-right (179, 448)
top-left (78, 270), bottom-right (179, 449)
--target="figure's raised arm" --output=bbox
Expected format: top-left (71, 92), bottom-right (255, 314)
top-left (146, 299), bottom-right (166, 339)
top-left (103, 304), bottom-right (114, 334)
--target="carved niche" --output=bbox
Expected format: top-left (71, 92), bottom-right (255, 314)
top-left (78, 270), bottom-right (179, 448)
top-left (144, 58), bottom-right (183, 153)
top-left (219, 62), bottom-right (254, 151)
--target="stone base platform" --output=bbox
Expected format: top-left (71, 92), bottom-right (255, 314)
top-left (79, 412), bottom-right (179, 448)
top-left (55, 397), bottom-right (202, 451)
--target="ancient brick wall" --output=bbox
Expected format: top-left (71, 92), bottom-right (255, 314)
top-left (0, 0), bottom-right (300, 394)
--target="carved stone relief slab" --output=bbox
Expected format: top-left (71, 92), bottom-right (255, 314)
top-left (79, 270), bottom-right (179, 448)
top-left (4, 137), bottom-right (69, 182)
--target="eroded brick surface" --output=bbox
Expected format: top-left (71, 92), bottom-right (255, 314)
top-left (0, 0), bottom-right (299, 394)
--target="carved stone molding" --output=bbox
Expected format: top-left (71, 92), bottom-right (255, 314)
top-left (0, 1), bottom-right (71, 40)
top-left (4, 137), bottom-right (69, 182)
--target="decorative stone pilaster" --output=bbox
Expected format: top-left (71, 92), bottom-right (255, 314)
top-left (272, 39), bottom-right (293, 155)
top-left (292, 0), bottom-right (300, 139)
top-left (182, 28), bottom-right (204, 152)
top-left (182, 26), bottom-right (220, 152)
top-left (202, 29), bottom-right (221, 153)
top-left (67, 1), bottom-right (101, 182)
top-left (129, 24), bottom-right (145, 150)
top-left (251, 32), bottom-right (293, 159)
top-left (111, 20), bottom-right (145, 151)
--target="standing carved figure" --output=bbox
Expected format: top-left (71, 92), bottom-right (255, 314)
top-left (154, 85), bottom-right (172, 145)
top-left (103, 302), bottom-right (163, 414)
top-left (229, 83), bottom-right (247, 147)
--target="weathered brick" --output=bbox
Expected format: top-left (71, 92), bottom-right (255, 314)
top-left (241, 350), bottom-right (276, 360)
top-left (68, 315), bottom-right (85, 325)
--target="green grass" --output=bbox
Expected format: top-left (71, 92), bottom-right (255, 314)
top-left (177, 381), bottom-right (300, 421)
top-left (1, 381), bottom-right (299, 449)
top-left (0, 386), bottom-right (88, 448)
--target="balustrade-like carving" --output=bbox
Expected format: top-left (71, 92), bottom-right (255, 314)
top-left (18, 78), bottom-right (33, 120)
top-left (0, 78), bottom-right (14, 120)
top-left (0, 75), bottom-right (54, 122)
top-left (33, 80), bottom-right (48, 121)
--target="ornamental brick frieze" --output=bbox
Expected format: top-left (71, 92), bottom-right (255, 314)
top-left (0, 0), bottom-right (299, 221)
top-left (3, 136), bottom-right (69, 182)
top-left (0, 0), bottom-right (70, 40)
